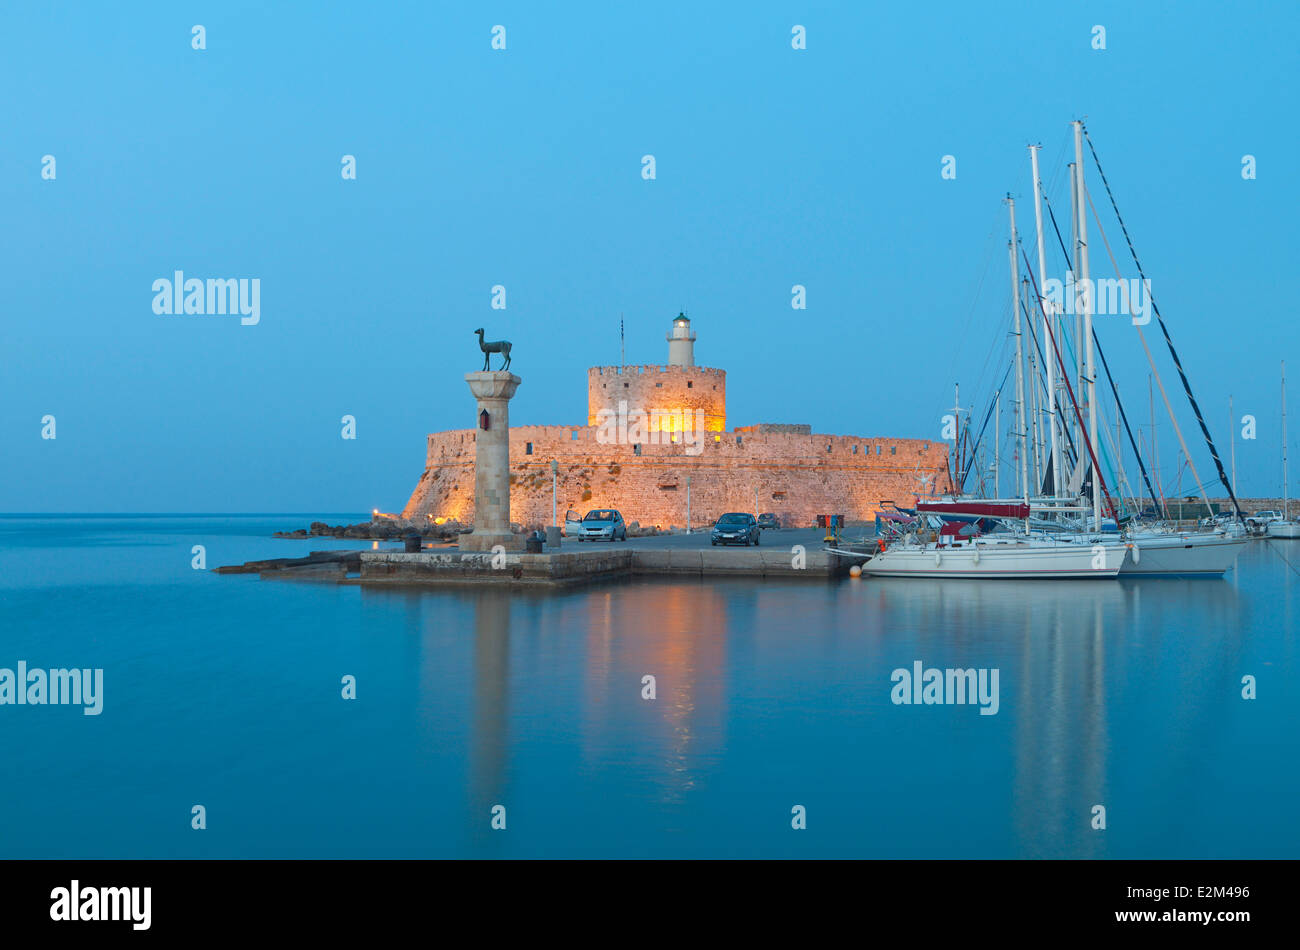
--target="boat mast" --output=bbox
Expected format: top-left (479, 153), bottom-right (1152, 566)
top-left (1074, 119), bottom-right (1101, 530)
top-left (1283, 362), bottom-right (1290, 521)
top-left (1150, 372), bottom-right (1163, 517)
top-left (1115, 383), bottom-right (1124, 507)
top-left (994, 389), bottom-right (1001, 498)
top-left (952, 383), bottom-right (963, 490)
top-left (1068, 162), bottom-right (1083, 449)
top-left (1230, 395), bottom-right (1237, 497)
top-left (1029, 144), bottom-right (1061, 501)
top-left (1024, 277), bottom-right (1043, 493)
top-left (1008, 196), bottom-right (1029, 502)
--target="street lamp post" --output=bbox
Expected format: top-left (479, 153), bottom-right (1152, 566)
top-left (551, 459), bottom-right (558, 526)
top-left (686, 476), bottom-right (692, 535)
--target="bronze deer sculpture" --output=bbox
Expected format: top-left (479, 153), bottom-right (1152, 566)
top-left (474, 328), bottom-right (512, 371)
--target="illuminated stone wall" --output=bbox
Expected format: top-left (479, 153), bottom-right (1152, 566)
top-left (401, 424), bottom-right (951, 530)
top-left (587, 365), bottom-right (727, 433)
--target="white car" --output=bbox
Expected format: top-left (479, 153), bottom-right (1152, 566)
top-left (1245, 510), bottom-right (1283, 535)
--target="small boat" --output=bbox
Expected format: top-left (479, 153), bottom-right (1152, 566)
top-left (1267, 520), bottom-right (1300, 539)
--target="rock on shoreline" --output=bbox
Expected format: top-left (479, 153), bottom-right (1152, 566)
top-left (273, 519), bottom-right (469, 542)
top-left (272, 517), bottom-right (675, 541)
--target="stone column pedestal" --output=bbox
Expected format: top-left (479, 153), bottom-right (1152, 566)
top-left (461, 371), bottom-right (524, 552)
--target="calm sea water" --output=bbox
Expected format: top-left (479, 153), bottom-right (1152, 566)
top-left (0, 515), bottom-right (1296, 859)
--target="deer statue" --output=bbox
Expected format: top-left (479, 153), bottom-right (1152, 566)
top-left (474, 328), bottom-right (512, 371)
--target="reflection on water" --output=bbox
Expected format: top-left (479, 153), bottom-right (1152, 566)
top-left (413, 570), bottom-right (1274, 857)
top-left (0, 517), bottom-right (1294, 858)
top-left (860, 578), bottom-right (1244, 856)
top-left (471, 594), bottom-right (510, 831)
top-left (578, 585), bottom-right (730, 810)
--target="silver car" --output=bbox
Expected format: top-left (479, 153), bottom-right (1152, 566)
top-left (575, 509), bottom-right (627, 542)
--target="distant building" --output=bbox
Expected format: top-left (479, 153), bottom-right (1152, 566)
top-left (402, 314), bottom-right (950, 528)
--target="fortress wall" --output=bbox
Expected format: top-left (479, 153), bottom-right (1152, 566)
top-left (587, 365), bottom-right (726, 432)
top-left (402, 425), bottom-right (951, 529)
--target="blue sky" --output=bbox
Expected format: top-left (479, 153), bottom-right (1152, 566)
top-left (2, 1), bottom-right (1296, 512)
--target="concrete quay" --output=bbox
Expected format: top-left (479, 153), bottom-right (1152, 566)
top-left (215, 528), bottom-right (856, 587)
top-left (358, 541), bottom-right (846, 588)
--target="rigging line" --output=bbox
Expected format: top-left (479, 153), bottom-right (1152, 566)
top-left (1017, 280), bottom-right (1055, 486)
top-left (1042, 194), bottom-right (1141, 492)
top-left (959, 362), bottom-right (1014, 494)
top-left (1082, 123), bottom-right (1242, 519)
top-left (1092, 337), bottom-right (1158, 513)
top-left (1019, 251), bottom-right (1119, 519)
top-left (948, 209), bottom-right (1002, 396)
top-left (1084, 184), bottom-right (1214, 516)
top-left (1016, 245), bottom-right (1079, 470)
top-left (1025, 262), bottom-right (1119, 502)
top-left (1265, 539), bottom-right (1300, 579)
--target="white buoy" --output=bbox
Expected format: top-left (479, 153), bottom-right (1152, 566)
top-left (849, 564), bottom-right (862, 579)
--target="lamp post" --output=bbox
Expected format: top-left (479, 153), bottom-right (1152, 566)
top-left (686, 475), bottom-right (692, 534)
top-left (551, 459), bottom-right (558, 526)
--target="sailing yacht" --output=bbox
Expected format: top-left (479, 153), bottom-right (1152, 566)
top-left (861, 516), bottom-right (1129, 579)
top-left (862, 122), bottom-right (1251, 577)
top-left (1121, 527), bottom-right (1246, 574)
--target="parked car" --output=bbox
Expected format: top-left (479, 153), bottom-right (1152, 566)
top-left (575, 508), bottom-right (627, 542)
top-left (1245, 510), bottom-right (1284, 536)
top-left (756, 513), bottom-right (781, 530)
top-left (711, 512), bottom-right (760, 546)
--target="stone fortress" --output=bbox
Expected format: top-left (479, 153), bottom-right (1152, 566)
top-left (402, 313), bottom-right (951, 530)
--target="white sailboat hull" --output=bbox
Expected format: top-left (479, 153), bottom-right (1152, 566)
top-left (1266, 522), bottom-right (1300, 539)
top-left (863, 539), bottom-right (1127, 579)
top-left (1121, 532), bottom-right (1246, 575)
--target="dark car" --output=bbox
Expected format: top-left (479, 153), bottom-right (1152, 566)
top-left (575, 508), bottom-right (627, 542)
top-left (711, 512), bottom-right (760, 546)
top-left (757, 513), bottom-right (781, 530)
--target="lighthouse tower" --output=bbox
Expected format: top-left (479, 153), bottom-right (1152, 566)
top-left (666, 312), bottom-right (697, 367)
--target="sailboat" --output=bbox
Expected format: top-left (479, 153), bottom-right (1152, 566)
top-left (1035, 123), bottom-right (1245, 574)
top-left (861, 165), bottom-right (1131, 579)
top-left (1267, 360), bottom-right (1300, 539)
top-left (866, 121), bottom-right (1246, 577)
